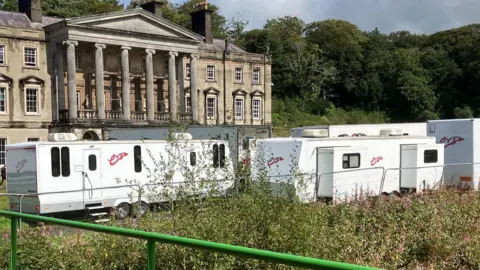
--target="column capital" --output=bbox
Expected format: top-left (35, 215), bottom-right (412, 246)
top-left (94, 43), bottom-right (106, 49)
top-left (63, 40), bottom-right (78, 47)
top-left (168, 51), bottom-right (178, 57)
top-left (145, 49), bottom-right (156, 55)
top-left (121, 46), bottom-right (132, 51)
top-left (190, 53), bottom-right (199, 59)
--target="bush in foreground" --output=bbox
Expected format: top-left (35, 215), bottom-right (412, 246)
top-left (0, 187), bottom-right (480, 269)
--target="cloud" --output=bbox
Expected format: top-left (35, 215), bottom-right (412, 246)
top-left (120, 0), bottom-right (480, 34)
top-left (209, 0), bottom-right (480, 34)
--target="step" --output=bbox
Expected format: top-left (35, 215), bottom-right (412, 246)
top-left (87, 206), bottom-right (105, 211)
top-left (89, 212), bottom-right (108, 217)
top-left (94, 218), bottom-right (111, 223)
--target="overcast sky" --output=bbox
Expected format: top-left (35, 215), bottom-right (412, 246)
top-left (120, 0), bottom-right (480, 34)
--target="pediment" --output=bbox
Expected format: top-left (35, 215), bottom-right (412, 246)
top-left (232, 89), bottom-right (247, 96)
top-left (251, 90), bottom-right (264, 97)
top-left (67, 9), bottom-right (203, 42)
top-left (20, 75), bottom-right (44, 86)
top-left (0, 73), bottom-right (13, 85)
top-left (204, 87), bottom-right (220, 95)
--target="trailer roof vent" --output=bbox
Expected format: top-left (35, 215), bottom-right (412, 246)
top-left (379, 128), bottom-right (403, 136)
top-left (47, 133), bottom-right (78, 142)
top-left (302, 129), bottom-right (329, 138)
top-left (170, 133), bottom-right (193, 140)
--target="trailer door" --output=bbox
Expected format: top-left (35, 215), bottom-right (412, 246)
top-left (83, 149), bottom-right (102, 205)
top-left (316, 148), bottom-right (334, 197)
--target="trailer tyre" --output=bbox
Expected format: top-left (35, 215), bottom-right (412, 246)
top-left (132, 201), bottom-right (149, 217)
top-left (115, 203), bottom-right (131, 220)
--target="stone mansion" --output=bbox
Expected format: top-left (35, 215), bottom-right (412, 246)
top-left (0, 0), bottom-right (272, 163)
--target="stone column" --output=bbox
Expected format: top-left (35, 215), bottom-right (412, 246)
top-left (56, 43), bottom-right (66, 111)
top-left (63, 40), bottom-right (78, 120)
top-left (145, 49), bottom-right (155, 121)
top-left (121, 46), bottom-right (131, 120)
top-left (95, 43), bottom-right (106, 120)
top-left (177, 56), bottom-right (185, 114)
top-left (168, 51), bottom-right (178, 120)
top-left (190, 54), bottom-right (199, 123)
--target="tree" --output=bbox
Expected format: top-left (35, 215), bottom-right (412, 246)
top-left (2, 0), bottom-right (124, 18)
top-left (225, 14), bottom-right (248, 42)
top-left (0, 0), bottom-right (17, 12)
top-left (281, 43), bottom-right (337, 108)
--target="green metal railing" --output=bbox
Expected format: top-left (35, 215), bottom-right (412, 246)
top-left (0, 210), bottom-right (381, 270)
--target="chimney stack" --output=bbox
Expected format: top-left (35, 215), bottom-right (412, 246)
top-left (141, 0), bottom-right (165, 17)
top-left (190, 1), bottom-right (213, 44)
top-left (19, 0), bottom-right (42, 23)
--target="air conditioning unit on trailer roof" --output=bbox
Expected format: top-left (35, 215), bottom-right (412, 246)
top-left (302, 129), bottom-right (329, 138)
top-left (379, 128), bottom-right (403, 136)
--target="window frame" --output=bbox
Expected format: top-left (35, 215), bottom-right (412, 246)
top-left (0, 45), bottom-right (6, 65)
top-left (234, 98), bottom-right (244, 120)
top-left (24, 47), bottom-right (37, 67)
top-left (185, 94), bottom-right (191, 113)
top-left (24, 86), bottom-right (40, 115)
top-left (0, 138), bottom-right (5, 165)
top-left (252, 98), bottom-right (261, 120)
top-left (164, 59), bottom-right (169, 77)
top-left (424, 149), bottom-right (438, 164)
top-left (88, 154), bottom-right (97, 171)
top-left (51, 147), bottom-right (60, 177)
top-left (206, 65), bottom-right (215, 81)
top-left (206, 97), bottom-right (216, 119)
top-left (60, 147), bottom-right (71, 177)
top-left (134, 145), bottom-right (142, 173)
top-left (234, 67), bottom-right (243, 83)
top-left (252, 67), bottom-right (261, 84)
top-left (342, 153), bottom-right (361, 169)
top-left (0, 84), bottom-right (8, 114)
top-left (190, 151), bottom-right (197, 166)
top-left (75, 48), bottom-right (81, 70)
top-left (185, 63), bottom-right (191, 79)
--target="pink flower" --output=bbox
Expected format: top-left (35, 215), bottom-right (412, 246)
top-left (464, 235), bottom-right (470, 243)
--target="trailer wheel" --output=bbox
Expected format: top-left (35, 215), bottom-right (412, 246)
top-left (132, 201), bottom-right (149, 217)
top-left (115, 203), bottom-right (131, 220)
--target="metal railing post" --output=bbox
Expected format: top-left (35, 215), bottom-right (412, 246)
top-left (10, 216), bottom-right (17, 270)
top-left (147, 239), bottom-right (156, 270)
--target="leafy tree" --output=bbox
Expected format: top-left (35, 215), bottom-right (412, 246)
top-left (281, 43), bottom-right (337, 108)
top-left (0, 0), bottom-right (17, 12)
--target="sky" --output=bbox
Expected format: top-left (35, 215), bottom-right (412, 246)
top-left (120, 0), bottom-right (480, 34)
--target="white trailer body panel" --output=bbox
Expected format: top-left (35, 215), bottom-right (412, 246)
top-left (251, 136), bottom-right (444, 203)
top-left (290, 123), bottom-right (427, 138)
top-left (427, 119), bottom-right (478, 188)
top-left (7, 140), bottom-right (234, 215)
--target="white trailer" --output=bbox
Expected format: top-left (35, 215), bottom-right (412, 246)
top-left (251, 129), bottom-right (444, 203)
top-left (290, 123), bottom-right (427, 138)
top-left (426, 119), bottom-right (480, 189)
top-left (6, 133), bottom-right (234, 220)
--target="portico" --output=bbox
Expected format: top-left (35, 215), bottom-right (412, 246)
top-left (45, 8), bottom-right (203, 124)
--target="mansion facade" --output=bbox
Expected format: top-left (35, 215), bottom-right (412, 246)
top-left (0, 0), bottom-right (272, 161)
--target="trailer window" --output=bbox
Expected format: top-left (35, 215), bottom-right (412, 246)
top-left (213, 144), bottom-right (219, 168)
top-left (134, 145), bottom-right (142, 173)
top-left (51, 147), bottom-right (60, 177)
top-left (424, 150), bottom-right (438, 163)
top-left (219, 144), bottom-right (226, 168)
top-left (190, 152), bottom-right (197, 166)
top-left (342, 153), bottom-right (360, 169)
top-left (88, 155), bottom-right (97, 171)
top-left (61, 147), bottom-right (70, 177)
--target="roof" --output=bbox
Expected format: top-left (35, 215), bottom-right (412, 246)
top-left (6, 139), bottom-right (229, 148)
top-left (200, 38), bottom-right (247, 53)
top-left (0, 10), bottom-right (62, 30)
top-left (0, 8), bottom-right (249, 54)
top-left (260, 135), bottom-right (435, 142)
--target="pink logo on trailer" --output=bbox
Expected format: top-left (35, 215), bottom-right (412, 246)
top-left (370, 156), bottom-right (383, 166)
top-left (440, 136), bottom-right (464, 148)
top-left (108, 152), bottom-right (129, 166)
top-left (267, 157), bottom-right (284, 168)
